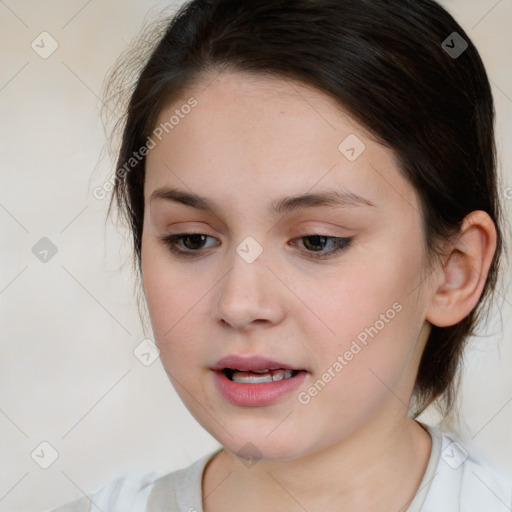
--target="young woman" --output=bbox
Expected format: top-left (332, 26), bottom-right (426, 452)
top-left (52, 0), bottom-right (511, 510)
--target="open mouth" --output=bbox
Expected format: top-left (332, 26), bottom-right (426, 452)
top-left (213, 359), bottom-right (307, 405)
top-left (222, 368), bottom-right (300, 384)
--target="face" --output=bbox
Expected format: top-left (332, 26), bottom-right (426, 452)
top-left (141, 71), bottom-right (435, 462)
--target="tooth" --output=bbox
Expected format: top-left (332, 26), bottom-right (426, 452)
top-left (231, 372), bottom-right (273, 384)
top-left (272, 369), bottom-right (293, 381)
top-left (230, 369), bottom-right (295, 384)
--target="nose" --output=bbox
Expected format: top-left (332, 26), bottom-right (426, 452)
top-left (211, 245), bottom-right (286, 331)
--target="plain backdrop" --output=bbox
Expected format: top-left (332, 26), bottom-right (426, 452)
top-left (1, 1), bottom-right (511, 511)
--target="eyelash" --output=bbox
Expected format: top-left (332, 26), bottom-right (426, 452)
top-left (158, 233), bottom-right (354, 260)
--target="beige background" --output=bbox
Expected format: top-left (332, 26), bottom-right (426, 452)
top-left (0, 1), bottom-right (511, 511)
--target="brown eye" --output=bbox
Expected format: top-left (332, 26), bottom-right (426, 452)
top-left (293, 234), bottom-right (354, 260)
top-left (181, 234), bottom-right (208, 250)
top-left (302, 235), bottom-right (329, 251)
top-left (159, 233), bottom-right (219, 255)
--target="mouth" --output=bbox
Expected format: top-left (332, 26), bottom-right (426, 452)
top-left (212, 355), bottom-right (305, 380)
top-left (212, 355), bottom-right (307, 406)
top-left (222, 368), bottom-right (300, 384)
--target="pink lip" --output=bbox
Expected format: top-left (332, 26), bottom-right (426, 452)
top-left (211, 355), bottom-right (307, 407)
top-left (213, 371), bottom-right (306, 407)
top-left (212, 355), bottom-right (300, 372)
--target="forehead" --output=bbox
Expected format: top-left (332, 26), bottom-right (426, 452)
top-left (144, 71), bottom-right (419, 217)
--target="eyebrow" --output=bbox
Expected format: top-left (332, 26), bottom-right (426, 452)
top-left (150, 187), bottom-right (376, 214)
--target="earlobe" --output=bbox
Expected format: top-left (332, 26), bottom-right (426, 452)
top-left (425, 210), bottom-right (497, 328)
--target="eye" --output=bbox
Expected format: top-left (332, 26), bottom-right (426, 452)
top-left (159, 233), bottom-right (219, 255)
top-left (158, 232), bottom-right (354, 260)
top-left (292, 234), bottom-right (354, 259)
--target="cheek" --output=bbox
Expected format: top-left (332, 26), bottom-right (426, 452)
top-left (295, 287), bottom-right (421, 440)
top-left (140, 238), bottom-right (204, 358)
top-left (294, 243), bottom-right (423, 352)
top-left (294, 236), bottom-right (427, 392)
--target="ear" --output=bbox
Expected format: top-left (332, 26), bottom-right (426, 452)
top-left (425, 210), bottom-right (497, 328)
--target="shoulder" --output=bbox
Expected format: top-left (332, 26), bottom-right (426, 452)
top-left (423, 427), bottom-right (512, 512)
top-left (47, 450), bottom-right (219, 512)
top-left (146, 450), bottom-right (219, 511)
top-left (47, 470), bottom-right (159, 512)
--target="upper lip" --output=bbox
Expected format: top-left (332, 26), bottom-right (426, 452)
top-left (212, 355), bottom-right (301, 372)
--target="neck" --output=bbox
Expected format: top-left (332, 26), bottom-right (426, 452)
top-left (202, 416), bottom-right (432, 512)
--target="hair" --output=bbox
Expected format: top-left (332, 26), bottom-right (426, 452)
top-left (105, 0), bottom-right (506, 418)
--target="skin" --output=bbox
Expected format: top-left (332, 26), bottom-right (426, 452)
top-left (140, 71), bottom-right (497, 511)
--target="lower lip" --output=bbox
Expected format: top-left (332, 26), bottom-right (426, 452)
top-left (213, 370), bottom-right (307, 407)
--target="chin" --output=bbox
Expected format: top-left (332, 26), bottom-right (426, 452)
top-left (225, 439), bottom-right (306, 464)
top-left (202, 418), bottom-right (311, 463)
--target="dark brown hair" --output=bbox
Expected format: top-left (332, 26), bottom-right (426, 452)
top-left (107, 0), bottom-right (505, 416)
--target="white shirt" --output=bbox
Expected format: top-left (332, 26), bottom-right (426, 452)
top-left (49, 425), bottom-right (512, 512)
